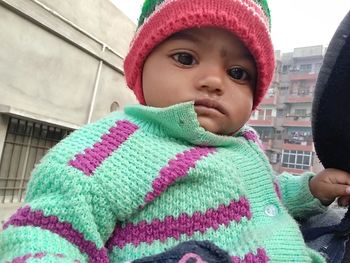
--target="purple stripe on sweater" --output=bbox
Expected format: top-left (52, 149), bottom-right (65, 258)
top-left (144, 147), bottom-right (217, 204)
top-left (242, 130), bottom-right (264, 150)
top-left (3, 206), bottom-right (108, 263)
top-left (106, 197), bottom-right (251, 249)
top-left (6, 253), bottom-right (81, 263)
top-left (69, 120), bottom-right (138, 176)
top-left (232, 248), bottom-right (269, 263)
top-left (273, 181), bottom-right (282, 200)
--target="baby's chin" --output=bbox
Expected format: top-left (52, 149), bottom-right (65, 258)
top-left (196, 116), bottom-right (235, 136)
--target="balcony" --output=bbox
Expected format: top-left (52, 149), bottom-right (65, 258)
top-left (282, 135), bottom-right (314, 151)
top-left (285, 95), bottom-right (313, 104)
top-left (260, 95), bottom-right (277, 105)
top-left (282, 116), bottom-right (311, 127)
top-left (248, 118), bottom-right (275, 127)
top-left (290, 72), bottom-right (318, 81)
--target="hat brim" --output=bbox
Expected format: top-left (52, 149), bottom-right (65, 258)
top-left (312, 11), bottom-right (350, 172)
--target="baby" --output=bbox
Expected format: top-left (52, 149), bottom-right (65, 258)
top-left (1, 0), bottom-right (350, 262)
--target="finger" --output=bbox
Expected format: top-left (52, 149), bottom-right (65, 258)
top-left (325, 184), bottom-right (350, 198)
top-left (338, 196), bottom-right (350, 207)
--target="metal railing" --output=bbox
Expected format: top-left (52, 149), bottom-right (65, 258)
top-left (0, 117), bottom-right (72, 203)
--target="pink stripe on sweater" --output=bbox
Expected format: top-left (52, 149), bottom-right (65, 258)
top-left (242, 130), bottom-right (264, 150)
top-left (3, 206), bottom-right (108, 263)
top-left (106, 197), bottom-right (251, 249)
top-left (232, 248), bottom-right (269, 263)
top-left (6, 253), bottom-right (81, 263)
top-left (144, 147), bottom-right (217, 204)
top-left (273, 181), bottom-right (282, 200)
top-left (69, 120), bottom-right (138, 176)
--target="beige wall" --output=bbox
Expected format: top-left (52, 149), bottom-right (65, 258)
top-left (37, 0), bottom-right (134, 54)
top-left (0, 0), bottom-right (137, 127)
top-left (0, 0), bottom-right (137, 226)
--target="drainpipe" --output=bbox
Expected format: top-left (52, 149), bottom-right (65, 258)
top-left (87, 45), bottom-right (106, 124)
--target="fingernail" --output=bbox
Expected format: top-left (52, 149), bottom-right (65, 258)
top-left (346, 187), bottom-right (350, 194)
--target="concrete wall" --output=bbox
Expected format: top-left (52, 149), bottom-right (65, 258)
top-left (0, 0), bottom-right (137, 127)
top-left (37, 0), bottom-right (133, 54)
top-left (0, 0), bottom-right (137, 227)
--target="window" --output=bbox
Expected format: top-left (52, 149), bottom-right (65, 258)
top-left (277, 109), bottom-right (284, 118)
top-left (257, 108), bottom-right (274, 120)
top-left (258, 110), bottom-right (265, 120)
top-left (255, 127), bottom-right (274, 140)
top-left (299, 64), bottom-right (312, 72)
top-left (275, 130), bottom-right (282, 140)
top-left (282, 150), bottom-right (313, 170)
top-left (294, 109), bottom-right (307, 116)
top-left (0, 118), bottom-right (72, 203)
top-left (282, 65), bottom-right (291, 74)
top-left (279, 86), bottom-right (289, 96)
top-left (297, 87), bottom-right (310, 96)
top-left (265, 109), bottom-right (273, 120)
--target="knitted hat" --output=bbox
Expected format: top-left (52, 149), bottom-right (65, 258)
top-left (124, 0), bottom-right (275, 110)
top-left (312, 11), bottom-right (350, 172)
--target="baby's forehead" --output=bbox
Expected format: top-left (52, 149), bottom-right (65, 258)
top-left (163, 27), bottom-right (254, 60)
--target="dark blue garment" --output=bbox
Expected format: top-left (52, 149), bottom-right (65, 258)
top-left (132, 209), bottom-right (350, 263)
top-left (300, 208), bottom-right (349, 263)
top-left (132, 240), bottom-right (232, 263)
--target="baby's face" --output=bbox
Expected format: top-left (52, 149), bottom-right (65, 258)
top-left (142, 27), bottom-right (256, 135)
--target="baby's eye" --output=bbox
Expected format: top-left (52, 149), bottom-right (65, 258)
top-left (227, 67), bottom-right (250, 81)
top-left (172, 53), bottom-right (196, 66)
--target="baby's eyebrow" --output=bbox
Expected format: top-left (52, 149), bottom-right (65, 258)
top-left (167, 31), bottom-right (201, 43)
top-left (220, 47), bottom-right (253, 61)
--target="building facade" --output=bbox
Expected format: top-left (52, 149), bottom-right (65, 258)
top-left (248, 46), bottom-right (325, 175)
top-left (0, 0), bottom-right (137, 225)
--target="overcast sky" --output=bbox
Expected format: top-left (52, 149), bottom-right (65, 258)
top-left (111, 0), bottom-right (350, 53)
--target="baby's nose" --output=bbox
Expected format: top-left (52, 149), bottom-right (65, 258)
top-left (196, 67), bottom-right (225, 95)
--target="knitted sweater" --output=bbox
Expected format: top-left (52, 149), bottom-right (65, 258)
top-left (0, 102), bottom-right (327, 263)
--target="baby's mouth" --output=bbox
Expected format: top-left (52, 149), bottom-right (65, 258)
top-left (194, 99), bottom-right (227, 115)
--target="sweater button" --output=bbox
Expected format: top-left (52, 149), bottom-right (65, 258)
top-left (265, 204), bottom-right (278, 217)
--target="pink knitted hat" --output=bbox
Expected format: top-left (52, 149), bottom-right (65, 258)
top-left (124, 0), bottom-right (275, 110)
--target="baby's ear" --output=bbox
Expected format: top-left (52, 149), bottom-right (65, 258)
top-left (312, 11), bottom-right (350, 172)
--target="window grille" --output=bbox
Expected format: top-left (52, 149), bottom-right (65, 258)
top-left (281, 150), bottom-right (313, 170)
top-left (0, 117), bottom-right (72, 203)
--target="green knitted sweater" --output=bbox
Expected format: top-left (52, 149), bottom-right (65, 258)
top-left (0, 102), bottom-right (326, 262)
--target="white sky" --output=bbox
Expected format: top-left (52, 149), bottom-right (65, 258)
top-left (111, 0), bottom-right (350, 53)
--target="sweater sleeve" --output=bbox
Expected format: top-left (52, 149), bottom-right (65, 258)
top-left (0, 114), bottom-right (139, 262)
top-left (0, 155), bottom-right (102, 262)
top-left (276, 172), bottom-right (327, 219)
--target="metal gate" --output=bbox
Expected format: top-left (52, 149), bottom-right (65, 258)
top-left (0, 117), bottom-right (72, 203)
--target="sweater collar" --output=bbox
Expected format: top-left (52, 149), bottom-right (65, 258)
top-left (124, 101), bottom-right (243, 147)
